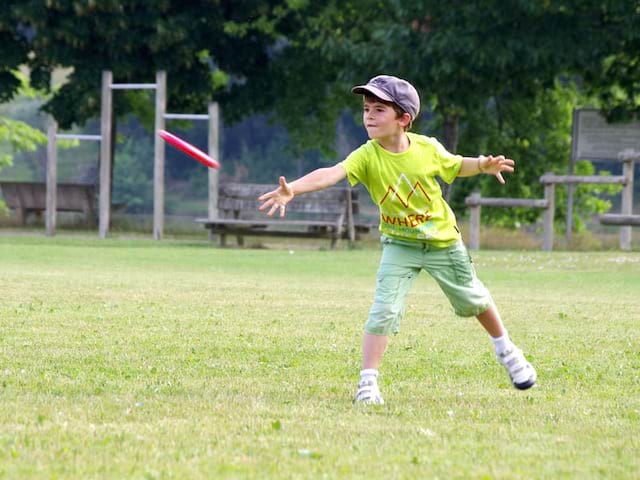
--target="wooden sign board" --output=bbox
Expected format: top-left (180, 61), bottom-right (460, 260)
top-left (573, 109), bottom-right (640, 162)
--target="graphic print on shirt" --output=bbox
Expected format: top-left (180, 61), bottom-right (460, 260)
top-left (378, 173), bottom-right (437, 239)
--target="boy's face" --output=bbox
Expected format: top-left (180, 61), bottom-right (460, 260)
top-left (362, 97), bottom-right (410, 140)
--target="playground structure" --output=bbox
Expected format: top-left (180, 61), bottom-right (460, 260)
top-left (46, 70), bottom-right (220, 240)
top-left (466, 150), bottom-right (638, 251)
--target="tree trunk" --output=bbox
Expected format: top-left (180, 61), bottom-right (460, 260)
top-left (441, 112), bottom-right (459, 202)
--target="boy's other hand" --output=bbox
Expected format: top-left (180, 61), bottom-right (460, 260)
top-left (258, 176), bottom-right (294, 217)
top-left (482, 155), bottom-right (515, 184)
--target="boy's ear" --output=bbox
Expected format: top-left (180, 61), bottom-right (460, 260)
top-left (399, 112), bottom-right (412, 128)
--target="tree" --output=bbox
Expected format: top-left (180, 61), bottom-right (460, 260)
top-left (0, 7), bottom-right (30, 103)
top-left (262, 0), bottom-right (639, 147)
top-left (1, 1), bottom-right (311, 214)
top-left (9, 1), bottom-right (296, 128)
top-left (237, 0), bottom-right (638, 225)
top-left (578, 1), bottom-right (640, 119)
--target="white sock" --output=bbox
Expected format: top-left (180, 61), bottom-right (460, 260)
top-left (490, 334), bottom-right (513, 355)
top-left (360, 368), bottom-right (378, 384)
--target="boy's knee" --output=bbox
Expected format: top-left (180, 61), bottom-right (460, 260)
top-left (454, 301), bottom-right (493, 317)
top-left (365, 302), bottom-right (403, 335)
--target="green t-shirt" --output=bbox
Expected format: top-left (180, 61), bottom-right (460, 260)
top-left (340, 132), bottom-right (463, 247)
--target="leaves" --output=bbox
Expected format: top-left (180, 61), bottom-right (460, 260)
top-left (0, 117), bottom-right (46, 153)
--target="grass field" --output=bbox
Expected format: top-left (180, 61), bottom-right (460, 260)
top-left (0, 236), bottom-right (638, 479)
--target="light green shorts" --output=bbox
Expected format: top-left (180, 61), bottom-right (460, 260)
top-left (365, 237), bottom-right (493, 335)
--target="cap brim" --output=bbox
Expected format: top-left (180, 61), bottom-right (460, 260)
top-left (351, 85), bottom-right (394, 102)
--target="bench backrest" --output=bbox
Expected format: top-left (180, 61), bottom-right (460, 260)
top-left (218, 183), bottom-right (359, 219)
top-left (0, 182), bottom-right (95, 211)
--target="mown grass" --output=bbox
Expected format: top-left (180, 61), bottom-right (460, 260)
top-left (0, 236), bottom-right (638, 479)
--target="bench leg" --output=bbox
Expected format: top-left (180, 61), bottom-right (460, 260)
top-left (236, 235), bottom-right (244, 247)
top-left (220, 233), bottom-right (227, 247)
top-left (83, 203), bottom-right (94, 226)
top-left (15, 207), bottom-right (25, 225)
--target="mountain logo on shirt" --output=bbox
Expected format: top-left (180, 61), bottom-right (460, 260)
top-left (379, 173), bottom-right (431, 208)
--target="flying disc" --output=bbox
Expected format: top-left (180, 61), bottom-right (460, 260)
top-left (158, 129), bottom-right (220, 169)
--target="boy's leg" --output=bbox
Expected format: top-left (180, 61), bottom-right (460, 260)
top-left (476, 304), bottom-right (536, 389)
top-left (362, 333), bottom-right (388, 369)
top-left (355, 333), bottom-right (387, 404)
top-left (355, 241), bottom-right (420, 404)
top-left (476, 304), bottom-right (506, 337)
top-left (423, 243), bottom-right (536, 390)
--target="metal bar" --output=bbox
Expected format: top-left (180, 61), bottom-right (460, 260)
top-left (110, 83), bottom-right (157, 90)
top-left (164, 113), bottom-right (209, 120)
top-left (55, 134), bottom-right (102, 141)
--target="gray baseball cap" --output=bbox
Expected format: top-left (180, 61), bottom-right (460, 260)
top-left (352, 75), bottom-right (420, 120)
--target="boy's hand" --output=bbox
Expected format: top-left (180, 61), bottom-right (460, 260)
top-left (480, 155), bottom-right (515, 184)
top-left (258, 176), bottom-right (294, 217)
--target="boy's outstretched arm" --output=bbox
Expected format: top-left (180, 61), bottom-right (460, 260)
top-left (258, 164), bottom-right (347, 217)
top-left (458, 155), bottom-right (515, 184)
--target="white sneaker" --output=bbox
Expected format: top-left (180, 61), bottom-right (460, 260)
top-left (353, 379), bottom-right (384, 405)
top-left (497, 346), bottom-right (537, 390)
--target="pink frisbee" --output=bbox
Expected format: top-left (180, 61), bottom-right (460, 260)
top-left (158, 129), bottom-right (220, 169)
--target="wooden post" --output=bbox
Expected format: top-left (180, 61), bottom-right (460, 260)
top-left (543, 180), bottom-right (555, 251)
top-left (208, 102), bottom-right (220, 222)
top-left (208, 102), bottom-right (220, 243)
top-left (46, 119), bottom-right (57, 236)
top-left (153, 71), bottom-right (167, 240)
top-left (99, 70), bottom-right (113, 239)
top-left (566, 109), bottom-right (579, 245)
top-left (468, 191), bottom-right (481, 250)
top-left (620, 158), bottom-right (635, 251)
top-left (346, 187), bottom-right (355, 244)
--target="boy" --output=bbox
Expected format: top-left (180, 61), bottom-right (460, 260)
top-left (258, 75), bottom-right (536, 404)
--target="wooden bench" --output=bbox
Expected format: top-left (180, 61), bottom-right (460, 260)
top-left (196, 183), bottom-right (371, 248)
top-left (0, 181), bottom-right (95, 225)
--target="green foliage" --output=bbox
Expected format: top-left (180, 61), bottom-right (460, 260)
top-left (452, 81), bottom-right (623, 229)
top-left (0, 9), bottom-right (30, 102)
top-left (6, 1), bottom-right (299, 129)
top-left (241, 0), bottom-right (640, 200)
top-left (0, 117), bottom-right (46, 166)
top-left (452, 81), bottom-right (578, 225)
top-left (579, 2), bottom-right (640, 118)
top-left (112, 133), bottom-right (154, 214)
top-left (0, 71), bottom-right (48, 179)
top-left (570, 162), bottom-right (622, 232)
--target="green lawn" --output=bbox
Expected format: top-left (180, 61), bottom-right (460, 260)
top-left (0, 236), bottom-right (638, 479)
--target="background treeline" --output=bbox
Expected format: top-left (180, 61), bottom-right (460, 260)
top-left (0, 1), bottom-right (638, 227)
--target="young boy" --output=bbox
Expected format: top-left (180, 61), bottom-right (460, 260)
top-left (258, 75), bottom-right (536, 404)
